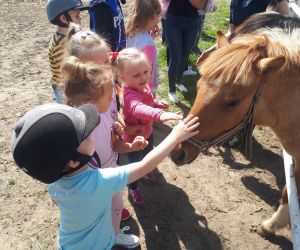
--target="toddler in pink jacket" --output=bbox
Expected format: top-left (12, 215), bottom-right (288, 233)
top-left (115, 48), bottom-right (183, 207)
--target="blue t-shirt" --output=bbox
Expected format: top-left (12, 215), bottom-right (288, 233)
top-left (48, 167), bottom-right (129, 250)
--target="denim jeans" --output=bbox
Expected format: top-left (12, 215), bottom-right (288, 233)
top-left (51, 85), bottom-right (63, 104)
top-left (161, 18), bottom-right (170, 66)
top-left (165, 16), bottom-right (199, 92)
top-left (127, 134), bottom-right (154, 190)
top-left (193, 14), bottom-right (206, 51)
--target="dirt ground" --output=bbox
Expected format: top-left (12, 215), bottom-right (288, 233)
top-left (0, 1), bottom-right (293, 249)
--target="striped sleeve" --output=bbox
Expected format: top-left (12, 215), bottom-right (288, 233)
top-left (48, 33), bottom-right (66, 86)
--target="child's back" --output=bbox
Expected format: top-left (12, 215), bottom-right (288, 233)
top-left (48, 166), bottom-right (129, 249)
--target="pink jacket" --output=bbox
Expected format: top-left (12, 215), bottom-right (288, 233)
top-left (122, 85), bottom-right (165, 142)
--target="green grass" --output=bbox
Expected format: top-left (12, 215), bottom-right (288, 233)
top-left (156, 0), bottom-right (230, 114)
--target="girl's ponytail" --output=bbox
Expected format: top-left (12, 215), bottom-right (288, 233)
top-left (62, 56), bottom-right (113, 107)
top-left (62, 56), bottom-right (88, 84)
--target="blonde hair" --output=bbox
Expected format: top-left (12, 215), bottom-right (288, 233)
top-left (114, 48), bottom-right (149, 73)
top-left (126, 0), bottom-right (161, 37)
top-left (66, 24), bottom-right (110, 59)
top-left (62, 56), bottom-right (113, 107)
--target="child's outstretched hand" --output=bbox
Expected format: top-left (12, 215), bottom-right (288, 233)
top-left (131, 136), bottom-right (149, 151)
top-left (156, 100), bottom-right (169, 110)
top-left (113, 122), bottom-right (125, 136)
top-left (160, 111), bottom-right (183, 122)
top-left (171, 115), bottom-right (199, 143)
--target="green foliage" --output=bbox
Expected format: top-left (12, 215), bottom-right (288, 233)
top-left (156, 0), bottom-right (230, 114)
top-left (8, 178), bottom-right (15, 186)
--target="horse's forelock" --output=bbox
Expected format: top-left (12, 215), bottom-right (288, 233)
top-left (200, 37), bottom-right (266, 87)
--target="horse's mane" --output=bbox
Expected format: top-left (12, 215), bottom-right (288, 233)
top-left (200, 19), bottom-right (300, 86)
top-left (235, 12), bottom-right (300, 35)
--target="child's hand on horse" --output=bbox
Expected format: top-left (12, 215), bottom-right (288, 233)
top-left (171, 115), bottom-right (200, 143)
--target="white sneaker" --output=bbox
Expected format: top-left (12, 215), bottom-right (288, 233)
top-left (176, 83), bottom-right (188, 92)
top-left (115, 226), bottom-right (140, 249)
top-left (168, 92), bottom-right (179, 103)
top-left (183, 66), bottom-right (197, 76)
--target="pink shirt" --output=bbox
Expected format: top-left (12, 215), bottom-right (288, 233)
top-left (88, 86), bottom-right (118, 168)
top-left (122, 85), bottom-right (165, 142)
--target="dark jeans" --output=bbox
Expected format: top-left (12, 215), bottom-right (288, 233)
top-left (192, 14), bottom-right (206, 52)
top-left (127, 134), bottom-right (154, 190)
top-left (161, 18), bottom-right (170, 66)
top-left (165, 16), bottom-right (199, 92)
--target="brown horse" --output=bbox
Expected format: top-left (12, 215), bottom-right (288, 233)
top-left (171, 13), bottom-right (300, 236)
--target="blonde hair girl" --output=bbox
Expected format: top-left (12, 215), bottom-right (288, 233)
top-left (126, 0), bottom-right (161, 37)
top-left (62, 56), bottom-right (113, 111)
top-left (126, 0), bottom-right (161, 91)
top-left (115, 48), bottom-right (182, 207)
top-left (62, 27), bottom-right (147, 248)
top-left (66, 24), bottom-right (111, 65)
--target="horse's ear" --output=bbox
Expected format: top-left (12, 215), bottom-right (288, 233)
top-left (216, 30), bottom-right (229, 49)
top-left (196, 45), bottom-right (217, 67)
top-left (266, 0), bottom-right (278, 12)
top-left (196, 51), bottom-right (210, 67)
top-left (258, 56), bottom-right (285, 74)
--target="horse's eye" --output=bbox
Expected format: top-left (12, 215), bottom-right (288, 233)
top-left (226, 99), bottom-right (239, 108)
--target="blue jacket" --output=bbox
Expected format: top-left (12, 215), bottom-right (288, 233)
top-left (89, 0), bottom-right (126, 51)
top-left (230, 0), bottom-right (273, 26)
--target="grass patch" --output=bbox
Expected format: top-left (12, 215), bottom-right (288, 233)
top-left (156, 0), bottom-right (230, 114)
top-left (8, 178), bottom-right (15, 186)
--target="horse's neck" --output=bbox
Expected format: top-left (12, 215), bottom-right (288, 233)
top-left (254, 72), bottom-right (300, 157)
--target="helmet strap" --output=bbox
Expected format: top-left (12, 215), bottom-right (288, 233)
top-left (57, 12), bottom-right (72, 28)
top-left (61, 151), bottom-right (101, 177)
top-left (63, 12), bottom-right (73, 24)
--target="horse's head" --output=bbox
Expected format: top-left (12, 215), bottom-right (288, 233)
top-left (171, 31), bottom-right (285, 165)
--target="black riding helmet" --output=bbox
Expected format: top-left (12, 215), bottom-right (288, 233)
top-left (46, 0), bottom-right (89, 27)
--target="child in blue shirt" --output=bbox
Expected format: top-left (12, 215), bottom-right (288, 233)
top-left (11, 103), bottom-right (199, 250)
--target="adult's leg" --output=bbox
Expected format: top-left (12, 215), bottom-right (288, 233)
top-left (192, 14), bottom-right (206, 53)
top-left (176, 18), bottom-right (199, 84)
top-left (165, 17), bottom-right (183, 93)
top-left (161, 18), bottom-right (170, 65)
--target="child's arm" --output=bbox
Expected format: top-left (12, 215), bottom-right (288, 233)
top-left (116, 112), bottom-right (146, 136)
top-left (126, 115), bottom-right (199, 184)
top-left (112, 135), bottom-right (148, 153)
top-left (159, 112), bottom-right (183, 122)
top-left (129, 100), bottom-right (164, 122)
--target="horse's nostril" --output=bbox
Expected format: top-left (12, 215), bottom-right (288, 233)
top-left (171, 149), bottom-right (187, 166)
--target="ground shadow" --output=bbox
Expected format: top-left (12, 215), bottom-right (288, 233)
top-left (215, 136), bottom-right (285, 208)
top-left (118, 123), bottom-right (223, 250)
top-left (129, 170), bottom-right (223, 250)
top-left (215, 136), bottom-right (292, 247)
